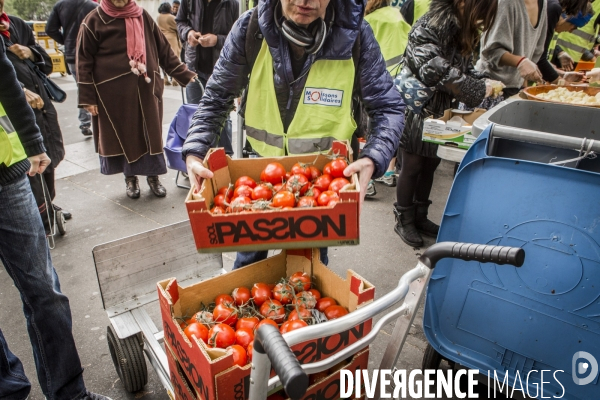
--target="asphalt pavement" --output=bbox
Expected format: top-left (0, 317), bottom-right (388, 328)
top-left (0, 73), bottom-right (458, 400)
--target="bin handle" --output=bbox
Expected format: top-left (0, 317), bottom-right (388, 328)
top-left (419, 242), bottom-right (525, 269)
top-left (490, 124), bottom-right (600, 154)
top-left (252, 324), bottom-right (308, 400)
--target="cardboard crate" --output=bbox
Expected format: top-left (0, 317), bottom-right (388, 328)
top-left (185, 141), bottom-right (360, 253)
top-left (422, 109), bottom-right (486, 150)
top-left (158, 249), bottom-right (374, 400)
top-left (167, 345), bottom-right (199, 400)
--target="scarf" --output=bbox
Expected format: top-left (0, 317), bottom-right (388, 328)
top-left (100, 0), bottom-right (150, 82)
top-left (0, 13), bottom-right (10, 39)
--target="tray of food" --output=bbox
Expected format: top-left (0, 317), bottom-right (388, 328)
top-left (523, 85), bottom-right (600, 107)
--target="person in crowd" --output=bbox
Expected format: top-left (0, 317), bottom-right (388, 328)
top-left (183, 0), bottom-right (405, 269)
top-left (176, 0), bottom-right (238, 156)
top-left (77, 0), bottom-right (196, 199)
top-left (400, 0), bottom-right (431, 25)
top-left (157, 2), bottom-right (182, 86)
top-left (3, 5), bottom-right (72, 223)
top-left (172, 0), bottom-right (181, 15)
top-left (394, 0), bottom-right (502, 248)
top-left (554, 1), bottom-right (600, 67)
top-left (46, 0), bottom-right (98, 137)
top-left (365, 0), bottom-right (412, 191)
top-left (0, 33), bottom-right (111, 400)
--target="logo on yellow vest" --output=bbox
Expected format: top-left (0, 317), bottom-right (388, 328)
top-left (304, 88), bottom-right (344, 107)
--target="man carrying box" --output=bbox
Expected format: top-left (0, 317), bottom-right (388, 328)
top-left (183, 0), bottom-right (405, 269)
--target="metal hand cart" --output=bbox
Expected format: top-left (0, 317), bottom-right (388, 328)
top-left (92, 221), bottom-right (225, 395)
top-left (248, 242), bottom-right (525, 400)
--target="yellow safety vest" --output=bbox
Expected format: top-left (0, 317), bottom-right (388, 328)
top-left (365, 6), bottom-right (411, 75)
top-left (556, 2), bottom-right (600, 62)
top-left (414, 0), bottom-right (431, 24)
top-left (245, 41), bottom-right (357, 156)
top-left (0, 103), bottom-right (27, 167)
top-left (548, 33), bottom-right (559, 61)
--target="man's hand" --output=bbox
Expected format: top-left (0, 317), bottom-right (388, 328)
top-left (557, 52), bottom-right (574, 71)
top-left (187, 30), bottom-right (201, 47)
top-left (8, 44), bottom-right (34, 60)
top-left (84, 105), bottom-right (98, 116)
top-left (199, 34), bottom-right (218, 48)
top-left (343, 157), bottom-right (375, 211)
top-left (24, 89), bottom-right (44, 109)
top-left (186, 155), bottom-right (213, 191)
top-left (28, 153), bottom-right (51, 176)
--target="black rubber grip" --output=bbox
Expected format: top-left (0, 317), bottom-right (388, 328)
top-left (254, 324), bottom-right (308, 400)
top-left (419, 242), bottom-right (525, 269)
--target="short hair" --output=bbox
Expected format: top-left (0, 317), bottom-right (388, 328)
top-left (158, 2), bottom-right (172, 13)
top-left (173, 0), bottom-right (181, 4)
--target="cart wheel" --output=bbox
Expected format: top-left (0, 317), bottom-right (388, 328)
top-left (422, 344), bottom-right (444, 370)
top-left (56, 211), bottom-right (66, 236)
top-left (106, 326), bottom-right (148, 392)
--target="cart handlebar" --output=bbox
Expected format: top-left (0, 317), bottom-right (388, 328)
top-left (420, 242), bottom-right (525, 269)
top-left (253, 324), bottom-right (308, 400)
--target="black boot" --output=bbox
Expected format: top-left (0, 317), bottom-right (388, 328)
top-left (414, 200), bottom-right (439, 238)
top-left (147, 176), bottom-right (167, 197)
top-left (393, 203), bottom-right (424, 247)
top-left (125, 176), bottom-right (140, 199)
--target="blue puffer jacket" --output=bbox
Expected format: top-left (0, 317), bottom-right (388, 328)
top-left (182, 0), bottom-right (405, 178)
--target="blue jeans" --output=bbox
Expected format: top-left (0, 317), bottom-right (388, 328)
top-left (68, 64), bottom-right (92, 129)
top-left (233, 248), bottom-right (329, 270)
top-left (186, 77), bottom-right (234, 156)
top-left (0, 175), bottom-right (86, 400)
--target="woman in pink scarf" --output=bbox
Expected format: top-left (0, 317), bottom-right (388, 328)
top-left (77, 0), bottom-right (196, 199)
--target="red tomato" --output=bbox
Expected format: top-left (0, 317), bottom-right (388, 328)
top-left (312, 174), bottom-right (332, 191)
top-left (294, 291), bottom-right (317, 309)
top-left (285, 174), bottom-right (310, 195)
top-left (316, 297), bottom-right (338, 313)
top-left (260, 299), bottom-right (286, 322)
top-left (255, 318), bottom-right (279, 333)
top-left (218, 186), bottom-right (233, 200)
top-left (234, 327), bottom-right (254, 349)
top-left (324, 305), bottom-right (349, 320)
top-left (215, 294), bottom-right (234, 306)
top-left (233, 185), bottom-right (253, 199)
top-left (280, 319), bottom-right (308, 334)
top-left (308, 165), bottom-right (322, 180)
top-left (232, 287), bottom-right (251, 306)
top-left (289, 271), bottom-right (311, 292)
top-left (328, 177), bottom-right (351, 194)
top-left (308, 289), bottom-right (321, 301)
top-left (273, 283), bottom-right (295, 305)
top-left (211, 206), bottom-right (226, 214)
top-left (183, 322), bottom-right (209, 343)
top-left (273, 183), bottom-right (284, 192)
top-left (228, 344), bottom-right (248, 367)
top-left (251, 283), bottom-right (272, 306)
top-left (297, 196), bottom-right (317, 208)
top-left (207, 323), bottom-right (235, 348)
top-left (291, 163), bottom-right (312, 180)
top-left (186, 310), bottom-right (213, 326)
top-left (235, 176), bottom-right (257, 189)
top-left (227, 196), bottom-right (251, 213)
top-left (247, 342), bottom-right (254, 362)
top-left (305, 186), bottom-right (321, 199)
top-left (260, 162), bottom-right (287, 185)
top-left (288, 306), bottom-right (312, 322)
top-left (252, 184), bottom-right (273, 201)
top-left (236, 316), bottom-right (260, 331)
top-left (327, 199), bottom-right (338, 207)
top-left (213, 303), bottom-right (238, 326)
top-left (317, 191), bottom-right (339, 207)
top-left (272, 191), bottom-right (296, 208)
top-left (323, 158), bottom-right (348, 179)
top-left (213, 194), bottom-right (227, 208)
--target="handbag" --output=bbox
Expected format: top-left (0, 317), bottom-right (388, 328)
top-left (394, 66), bottom-right (436, 115)
top-left (5, 40), bottom-right (67, 103)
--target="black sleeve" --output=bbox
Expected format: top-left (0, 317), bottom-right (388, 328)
top-left (537, 0), bottom-right (561, 82)
top-left (46, 4), bottom-right (64, 44)
top-left (16, 17), bottom-right (53, 75)
top-left (401, 0), bottom-right (415, 25)
top-left (0, 37), bottom-right (45, 157)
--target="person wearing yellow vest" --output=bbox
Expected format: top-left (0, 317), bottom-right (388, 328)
top-left (556, 0), bottom-right (600, 64)
top-left (400, 0), bottom-right (430, 25)
top-left (183, 0), bottom-right (405, 269)
top-left (0, 34), bottom-right (113, 400)
top-left (365, 0), bottom-right (411, 190)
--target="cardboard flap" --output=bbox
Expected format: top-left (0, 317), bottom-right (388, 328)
top-left (165, 277), bottom-right (180, 305)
